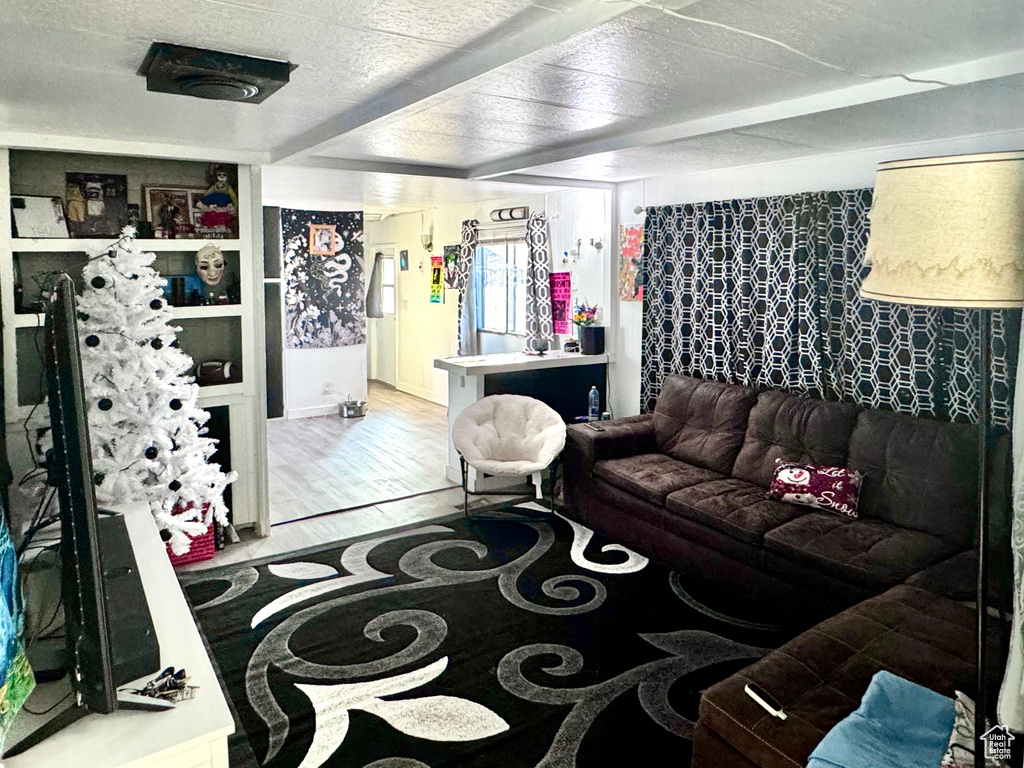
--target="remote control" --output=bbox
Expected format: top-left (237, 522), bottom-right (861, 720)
top-left (744, 683), bottom-right (786, 720)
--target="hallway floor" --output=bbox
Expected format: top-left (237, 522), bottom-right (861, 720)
top-left (266, 380), bottom-right (455, 525)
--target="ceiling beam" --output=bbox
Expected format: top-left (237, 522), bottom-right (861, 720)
top-left (269, 0), bottom-right (633, 165)
top-left (0, 130), bottom-right (271, 165)
top-left (495, 173), bottom-right (616, 190)
top-left (284, 156), bottom-right (471, 179)
top-left (285, 157), bottom-right (616, 190)
top-left (467, 51), bottom-right (1024, 179)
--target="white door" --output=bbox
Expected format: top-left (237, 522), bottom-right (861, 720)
top-left (368, 245), bottom-right (397, 386)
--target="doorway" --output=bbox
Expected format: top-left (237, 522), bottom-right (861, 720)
top-left (368, 245), bottom-right (397, 386)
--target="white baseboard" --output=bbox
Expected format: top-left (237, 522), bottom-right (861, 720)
top-left (396, 381), bottom-right (445, 406)
top-left (285, 403), bottom-right (338, 419)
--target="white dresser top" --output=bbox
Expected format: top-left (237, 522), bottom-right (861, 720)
top-left (6, 503), bottom-right (234, 768)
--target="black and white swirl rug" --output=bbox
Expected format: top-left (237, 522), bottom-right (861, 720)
top-left (182, 504), bottom-right (784, 768)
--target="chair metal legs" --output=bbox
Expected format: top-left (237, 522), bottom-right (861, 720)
top-left (460, 455), bottom-right (470, 518)
top-left (458, 453), bottom-right (560, 521)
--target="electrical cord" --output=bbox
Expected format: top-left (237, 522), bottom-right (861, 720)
top-left (17, 486), bottom-right (56, 558)
top-left (22, 544), bottom-right (62, 655)
top-left (597, 0), bottom-right (954, 87)
top-left (22, 690), bottom-right (74, 717)
top-left (21, 271), bottom-right (64, 476)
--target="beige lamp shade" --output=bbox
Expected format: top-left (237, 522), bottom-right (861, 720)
top-left (861, 151), bottom-right (1024, 308)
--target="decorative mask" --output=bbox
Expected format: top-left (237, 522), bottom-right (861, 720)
top-left (195, 244), bottom-right (226, 287)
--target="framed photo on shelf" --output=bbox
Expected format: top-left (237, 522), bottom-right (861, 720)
top-left (144, 186), bottom-right (204, 239)
top-left (65, 172), bottom-right (128, 238)
top-left (309, 224), bottom-right (337, 255)
top-left (10, 195), bottom-right (69, 238)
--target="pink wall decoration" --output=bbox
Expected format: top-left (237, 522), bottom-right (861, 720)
top-left (619, 224), bottom-right (644, 302)
top-left (550, 272), bottom-right (571, 335)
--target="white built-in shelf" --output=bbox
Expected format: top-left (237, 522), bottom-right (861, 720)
top-left (2, 148), bottom-right (267, 534)
top-left (12, 305), bottom-right (243, 327)
top-left (12, 238), bottom-right (242, 253)
top-left (12, 313), bottom-right (44, 328)
top-left (171, 304), bottom-right (242, 320)
top-left (197, 382), bottom-right (244, 400)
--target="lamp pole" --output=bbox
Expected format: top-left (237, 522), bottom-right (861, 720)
top-left (976, 308), bottom-right (990, 754)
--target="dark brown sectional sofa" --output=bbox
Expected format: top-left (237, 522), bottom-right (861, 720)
top-left (562, 373), bottom-right (1005, 767)
top-left (564, 373), bottom-right (981, 622)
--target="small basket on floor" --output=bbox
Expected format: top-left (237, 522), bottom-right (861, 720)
top-left (165, 503), bottom-right (216, 567)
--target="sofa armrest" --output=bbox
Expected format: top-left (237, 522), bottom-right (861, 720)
top-left (562, 415), bottom-right (657, 521)
top-left (566, 414), bottom-right (658, 464)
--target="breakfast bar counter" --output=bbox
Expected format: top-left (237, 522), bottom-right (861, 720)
top-left (434, 351), bottom-right (609, 491)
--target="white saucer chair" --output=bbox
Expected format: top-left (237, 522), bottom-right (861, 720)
top-left (452, 394), bottom-right (567, 518)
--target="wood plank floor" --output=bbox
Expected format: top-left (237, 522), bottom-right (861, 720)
top-left (267, 380), bottom-right (455, 525)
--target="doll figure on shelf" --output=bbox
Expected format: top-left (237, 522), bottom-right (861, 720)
top-left (195, 244), bottom-right (226, 298)
top-left (195, 166), bottom-right (238, 235)
top-left (65, 185), bottom-right (86, 222)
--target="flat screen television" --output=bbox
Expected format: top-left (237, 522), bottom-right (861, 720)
top-left (5, 274), bottom-right (162, 758)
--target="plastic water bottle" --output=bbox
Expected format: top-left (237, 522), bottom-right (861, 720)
top-left (588, 386), bottom-right (600, 421)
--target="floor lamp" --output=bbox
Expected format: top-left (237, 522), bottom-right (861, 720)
top-left (861, 150), bottom-right (1024, 753)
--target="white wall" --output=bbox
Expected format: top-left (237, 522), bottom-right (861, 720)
top-left (611, 128), bottom-right (1024, 418)
top-left (283, 345), bottom-right (367, 418)
top-left (365, 189), bottom-right (614, 406)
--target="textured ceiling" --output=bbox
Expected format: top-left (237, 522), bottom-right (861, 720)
top-left (525, 74), bottom-right (1024, 181)
top-left (0, 0), bottom-right (1022, 199)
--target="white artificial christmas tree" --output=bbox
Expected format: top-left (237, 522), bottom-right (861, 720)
top-left (76, 228), bottom-right (236, 554)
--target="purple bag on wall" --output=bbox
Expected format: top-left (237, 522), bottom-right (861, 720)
top-left (767, 461), bottom-right (864, 518)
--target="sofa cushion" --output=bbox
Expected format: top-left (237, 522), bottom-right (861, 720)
top-left (697, 585), bottom-right (977, 768)
top-left (732, 390), bottom-right (861, 488)
top-left (593, 453), bottom-right (724, 505)
top-left (666, 478), bottom-right (810, 545)
top-left (652, 374), bottom-right (759, 475)
top-left (764, 513), bottom-right (955, 590)
top-left (847, 409), bottom-right (978, 549)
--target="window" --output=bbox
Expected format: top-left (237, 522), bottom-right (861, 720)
top-left (381, 256), bottom-right (396, 314)
top-left (475, 239), bottom-right (528, 335)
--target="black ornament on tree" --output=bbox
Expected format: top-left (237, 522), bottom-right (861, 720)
top-left (97, 398), bottom-right (112, 411)
top-left (169, 480), bottom-right (181, 492)
top-left (78, 312), bottom-right (89, 322)
top-left (150, 299), bottom-right (163, 310)
top-left (94, 472), bottom-right (104, 486)
top-left (91, 276), bottom-right (106, 289)
top-left (145, 447), bottom-right (158, 460)
top-left (160, 529), bottom-right (172, 542)
top-left (151, 338), bottom-right (163, 350)
top-left (170, 399), bottom-right (182, 411)
top-left (85, 335), bottom-right (100, 348)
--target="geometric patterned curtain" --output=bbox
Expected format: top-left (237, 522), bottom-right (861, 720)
top-left (455, 219), bottom-right (480, 356)
top-left (640, 189), bottom-right (1019, 429)
top-left (522, 212), bottom-right (554, 352)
